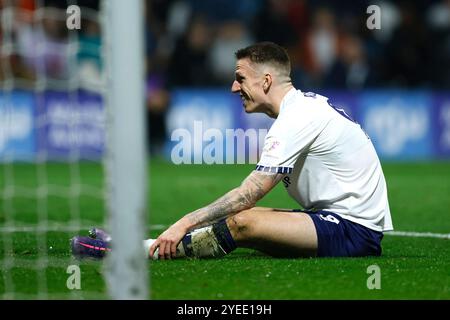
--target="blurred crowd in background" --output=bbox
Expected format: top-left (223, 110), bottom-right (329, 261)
top-left (147, 0), bottom-right (450, 90)
top-left (0, 0), bottom-right (449, 154)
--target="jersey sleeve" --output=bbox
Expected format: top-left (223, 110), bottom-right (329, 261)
top-left (256, 112), bottom-right (322, 174)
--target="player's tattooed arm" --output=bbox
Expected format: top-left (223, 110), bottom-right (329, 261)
top-left (182, 170), bottom-right (284, 231)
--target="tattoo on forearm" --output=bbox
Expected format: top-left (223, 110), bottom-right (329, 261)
top-left (185, 171), bottom-right (283, 230)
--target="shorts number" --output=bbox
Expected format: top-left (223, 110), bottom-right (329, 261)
top-left (319, 214), bottom-right (340, 224)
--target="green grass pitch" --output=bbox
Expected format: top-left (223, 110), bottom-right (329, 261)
top-left (0, 160), bottom-right (449, 299)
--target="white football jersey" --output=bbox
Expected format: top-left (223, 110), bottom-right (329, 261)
top-left (256, 88), bottom-right (393, 232)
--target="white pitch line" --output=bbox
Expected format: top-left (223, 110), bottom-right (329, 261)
top-left (0, 225), bottom-right (96, 233)
top-left (0, 224), bottom-right (448, 239)
top-left (0, 223), bottom-right (168, 233)
top-left (149, 224), bottom-right (168, 230)
top-left (385, 231), bottom-right (450, 240)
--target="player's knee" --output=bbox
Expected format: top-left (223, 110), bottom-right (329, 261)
top-left (226, 209), bottom-right (257, 240)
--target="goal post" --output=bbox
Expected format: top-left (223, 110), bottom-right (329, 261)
top-left (103, 0), bottom-right (149, 299)
top-left (0, 0), bottom-right (149, 300)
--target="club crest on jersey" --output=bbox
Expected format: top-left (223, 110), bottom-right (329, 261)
top-left (264, 140), bottom-right (280, 153)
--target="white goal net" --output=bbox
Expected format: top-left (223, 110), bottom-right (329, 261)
top-left (0, 0), bottom-right (148, 299)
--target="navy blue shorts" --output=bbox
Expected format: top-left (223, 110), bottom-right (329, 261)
top-left (297, 210), bottom-right (383, 257)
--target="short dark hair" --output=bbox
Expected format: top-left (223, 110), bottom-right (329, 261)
top-left (235, 42), bottom-right (291, 74)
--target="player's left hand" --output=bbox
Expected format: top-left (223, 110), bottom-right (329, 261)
top-left (149, 221), bottom-right (188, 260)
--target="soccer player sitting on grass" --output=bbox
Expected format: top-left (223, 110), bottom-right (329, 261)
top-left (71, 42), bottom-right (393, 260)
